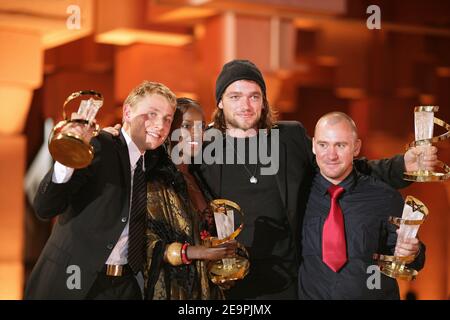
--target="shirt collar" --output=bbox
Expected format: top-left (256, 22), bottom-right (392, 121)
top-left (121, 128), bottom-right (145, 169)
top-left (316, 168), bottom-right (358, 196)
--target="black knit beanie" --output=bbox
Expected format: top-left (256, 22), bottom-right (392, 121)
top-left (215, 59), bottom-right (266, 104)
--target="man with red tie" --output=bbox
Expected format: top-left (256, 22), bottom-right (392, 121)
top-left (298, 112), bottom-right (426, 299)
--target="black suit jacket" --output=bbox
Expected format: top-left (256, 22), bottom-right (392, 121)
top-left (25, 132), bottom-right (144, 299)
top-left (197, 121), bottom-right (410, 269)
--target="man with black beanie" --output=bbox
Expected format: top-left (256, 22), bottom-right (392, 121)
top-left (195, 59), bottom-right (437, 300)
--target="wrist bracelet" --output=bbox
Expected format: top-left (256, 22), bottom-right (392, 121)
top-left (181, 242), bottom-right (192, 265)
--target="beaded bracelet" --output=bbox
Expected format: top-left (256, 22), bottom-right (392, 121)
top-left (181, 242), bottom-right (192, 265)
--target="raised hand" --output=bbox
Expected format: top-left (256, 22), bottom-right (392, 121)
top-left (61, 112), bottom-right (97, 144)
top-left (394, 229), bottom-right (421, 258)
top-left (404, 145), bottom-right (438, 172)
top-left (102, 123), bottom-right (122, 136)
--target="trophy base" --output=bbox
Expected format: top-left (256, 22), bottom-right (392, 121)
top-left (49, 133), bottom-right (94, 169)
top-left (208, 257), bottom-right (250, 285)
top-left (378, 261), bottom-right (418, 281)
top-left (403, 170), bottom-right (448, 182)
top-left (373, 253), bottom-right (418, 281)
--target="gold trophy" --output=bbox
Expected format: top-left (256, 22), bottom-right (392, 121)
top-left (49, 90), bottom-right (103, 169)
top-left (373, 196), bottom-right (428, 281)
top-left (404, 106), bottom-right (450, 181)
top-left (204, 199), bottom-right (250, 285)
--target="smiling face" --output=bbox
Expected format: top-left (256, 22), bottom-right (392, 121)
top-left (123, 93), bottom-right (174, 153)
top-left (218, 80), bottom-right (263, 137)
top-left (177, 107), bottom-right (205, 158)
top-left (313, 116), bottom-right (361, 185)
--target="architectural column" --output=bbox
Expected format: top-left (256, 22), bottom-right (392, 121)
top-left (0, 29), bottom-right (42, 299)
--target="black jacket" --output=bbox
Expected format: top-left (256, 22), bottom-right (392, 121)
top-left (198, 121), bottom-right (409, 262)
top-left (25, 132), bottom-right (158, 299)
top-left (196, 121), bottom-right (410, 299)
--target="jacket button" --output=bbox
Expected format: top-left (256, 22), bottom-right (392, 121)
top-left (107, 244), bottom-right (114, 250)
top-left (121, 217), bottom-right (127, 223)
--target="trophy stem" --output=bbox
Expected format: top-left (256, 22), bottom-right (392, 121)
top-left (417, 143), bottom-right (431, 174)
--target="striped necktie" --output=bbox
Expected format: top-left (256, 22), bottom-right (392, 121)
top-left (128, 155), bottom-right (146, 273)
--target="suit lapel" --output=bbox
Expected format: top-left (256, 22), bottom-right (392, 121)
top-left (199, 162), bottom-right (222, 199)
top-left (275, 138), bottom-right (287, 209)
top-left (116, 132), bottom-right (131, 195)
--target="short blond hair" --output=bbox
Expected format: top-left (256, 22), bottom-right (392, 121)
top-left (124, 81), bottom-right (177, 110)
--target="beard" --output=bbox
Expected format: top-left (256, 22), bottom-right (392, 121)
top-left (226, 115), bottom-right (259, 131)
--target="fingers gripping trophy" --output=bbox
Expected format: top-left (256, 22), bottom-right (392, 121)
top-left (374, 196), bottom-right (428, 280)
top-left (49, 91), bottom-right (103, 168)
top-left (404, 106), bottom-right (450, 181)
top-left (203, 199), bottom-right (250, 285)
top-left (375, 106), bottom-right (449, 280)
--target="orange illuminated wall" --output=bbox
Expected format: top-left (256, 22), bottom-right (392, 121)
top-left (0, 136), bottom-right (25, 299)
top-left (115, 43), bottom-right (197, 104)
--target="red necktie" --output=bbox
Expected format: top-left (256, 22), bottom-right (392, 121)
top-left (322, 185), bottom-right (347, 272)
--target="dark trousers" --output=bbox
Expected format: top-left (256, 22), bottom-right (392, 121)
top-left (86, 265), bottom-right (142, 300)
